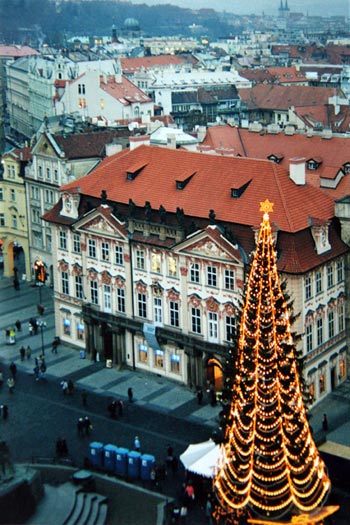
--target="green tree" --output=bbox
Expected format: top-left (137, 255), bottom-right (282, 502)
top-left (213, 200), bottom-right (330, 523)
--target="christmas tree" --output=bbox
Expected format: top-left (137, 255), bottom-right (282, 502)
top-left (213, 200), bottom-right (331, 523)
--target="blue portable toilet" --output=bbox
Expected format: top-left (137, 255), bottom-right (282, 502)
top-left (128, 450), bottom-right (141, 479)
top-left (115, 447), bottom-right (129, 477)
top-left (104, 444), bottom-right (118, 473)
top-left (140, 454), bottom-right (155, 481)
top-left (89, 442), bottom-right (104, 469)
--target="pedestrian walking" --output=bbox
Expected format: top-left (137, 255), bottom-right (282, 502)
top-left (60, 438), bottom-right (68, 456)
top-left (128, 387), bottom-right (133, 402)
top-left (184, 481), bottom-right (195, 507)
top-left (322, 413), bottom-right (329, 432)
top-left (13, 278), bottom-right (20, 291)
top-left (1, 404), bottom-right (8, 420)
top-left (9, 362), bottom-right (17, 379)
top-left (28, 322), bottom-right (33, 336)
top-left (33, 365), bottom-right (40, 381)
top-left (67, 379), bottom-right (74, 395)
top-left (52, 337), bottom-right (59, 354)
top-left (197, 387), bottom-right (203, 405)
top-left (117, 399), bottom-right (123, 416)
top-left (15, 320), bottom-right (21, 331)
top-left (134, 435), bottom-right (141, 452)
top-left (166, 444), bottom-right (174, 471)
top-left (171, 455), bottom-right (178, 477)
top-left (40, 361), bottom-right (47, 378)
top-left (205, 496), bottom-right (214, 525)
top-left (60, 380), bottom-right (68, 395)
top-left (84, 416), bottom-right (92, 435)
top-left (26, 345), bottom-right (31, 359)
top-left (81, 390), bottom-right (88, 407)
top-left (19, 346), bottom-right (25, 361)
top-left (7, 377), bottom-right (15, 393)
top-left (77, 417), bottom-right (84, 437)
top-left (108, 399), bottom-right (117, 419)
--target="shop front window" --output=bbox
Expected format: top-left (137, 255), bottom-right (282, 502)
top-left (138, 344), bottom-right (148, 363)
top-left (319, 374), bottom-right (325, 394)
top-left (155, 349), bottom-right (164, 368)
top-left (170, 353), bottom-right (180, 374)
top-left (63, 318), bottom-right (71, 335)
top-left (77, 322), bottom-right (85, 340)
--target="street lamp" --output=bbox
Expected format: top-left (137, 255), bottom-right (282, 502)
top-left (37, 320), bottom-right (47, 356)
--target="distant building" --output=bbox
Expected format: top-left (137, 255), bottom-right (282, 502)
top-left (0, 146), bottom-right (32, 279)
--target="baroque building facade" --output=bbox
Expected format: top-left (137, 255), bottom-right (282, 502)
top-left (43, 145), bottom-right (349, 404)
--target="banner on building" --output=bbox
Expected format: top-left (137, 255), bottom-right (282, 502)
top-left (143, 323), bottom-right (161, 350)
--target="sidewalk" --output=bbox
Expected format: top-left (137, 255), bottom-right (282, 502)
top-left (0, 276), bottom-right (221, 430)
top-left (1, 275), bottom-right (350, 444)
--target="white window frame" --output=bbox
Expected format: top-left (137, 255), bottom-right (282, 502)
top-left (90, 281), bottom-right (98, 305)
top-left (207, 266), bottom-right (217, 287)
top-left (154, 297), bottom-right (162, 325)
top-left (61, 271), bottom-right (69, 295)
top-left (191, 307), bottom-right (201, 334)
top-left (190, 262), bottom-right (200, 283)
top-left (224, 269), bottom-right (235, 291)
top-left (115, 245), bottom-right (124, 265)
top-left (117, 287), bottom-right (125, 313)
top-left (88, 239), bottom-right (96, 258)
top-left (208, 311), bottom-right (218, 342)
top-left (169, 301), bottom-right (179, 327)
top-left (103, 284), bottom-right (112, 312)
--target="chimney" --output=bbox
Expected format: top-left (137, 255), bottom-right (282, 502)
top-left (129, 135), bottom-right (150, 151)
top-left (166, 134), bottom-right (177, 149)
top-left (197, 126), bottom-right (207, 142)
top-left (289, 157), bottom-right (306, 185)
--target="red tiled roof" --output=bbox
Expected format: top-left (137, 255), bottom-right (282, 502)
top-left (0, 45), bottom-right (39, 58)
top-left (238, 84), bottom-right (341, 111)
top-left (53, 130), bottom-right (130, 159)
top-left (61, 145), bottom-right (335, 234)
top-left (2, 146), bottom-right (32, 161)
top-left (121, 55), bottom-right (187, 73)
top-left (201, 125), bottom-right (350, 200)
top-left (100, 75), bottom-right (152, 105)
top-left (265, 66), bottom-right (307, 84)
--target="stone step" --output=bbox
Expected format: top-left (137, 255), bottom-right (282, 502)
top-left (63, 491), bottom-right (86, 525)
top-left (85, 496), bottom-right (108, 525)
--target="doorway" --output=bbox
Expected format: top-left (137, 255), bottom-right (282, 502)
top-left (206, 357), bottom-right (223, 392)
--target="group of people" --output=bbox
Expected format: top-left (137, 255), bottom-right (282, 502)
top-left (33, 355), bottom-right (47, 381)
top-left (28, 318), bottom-right (38, 336)
top-left (60, 379), bottom-right (74, 395)
top-left (77, 416), bottom-right (92, 437)
top-left (55, 437), bottom-right (68, 458)
top-left (19, 345), bottom-right (32, 361)
top-left (107, 399), bottom-right (124, 419)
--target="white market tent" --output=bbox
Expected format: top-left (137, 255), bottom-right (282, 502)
top-left (180, 439), bottom-right (221, 478)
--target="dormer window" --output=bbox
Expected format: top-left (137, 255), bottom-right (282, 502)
top-left (308, 160), bottom-right (317, 170)
top-left (231, 180), bottom-right (251, 199)
top-left (126, 162), bottom-right (147, 181)
top-left (176, 172), bottom-right (195, 190)
top-left (343, 162), bottom-right (350, 174)
top-left (307, 157), bottom-right (322, 170)
top-left (268, 153), bottom-right (283, 164)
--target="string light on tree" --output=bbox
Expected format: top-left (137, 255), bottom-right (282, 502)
top-left (213, 200), bottom-right (333, 524)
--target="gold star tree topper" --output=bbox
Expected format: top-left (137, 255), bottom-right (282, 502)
top-left (260, 199), bottom-right (274, 218)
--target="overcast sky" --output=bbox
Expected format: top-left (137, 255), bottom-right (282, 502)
top-left (129, 0), bottom-right (349, 17)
